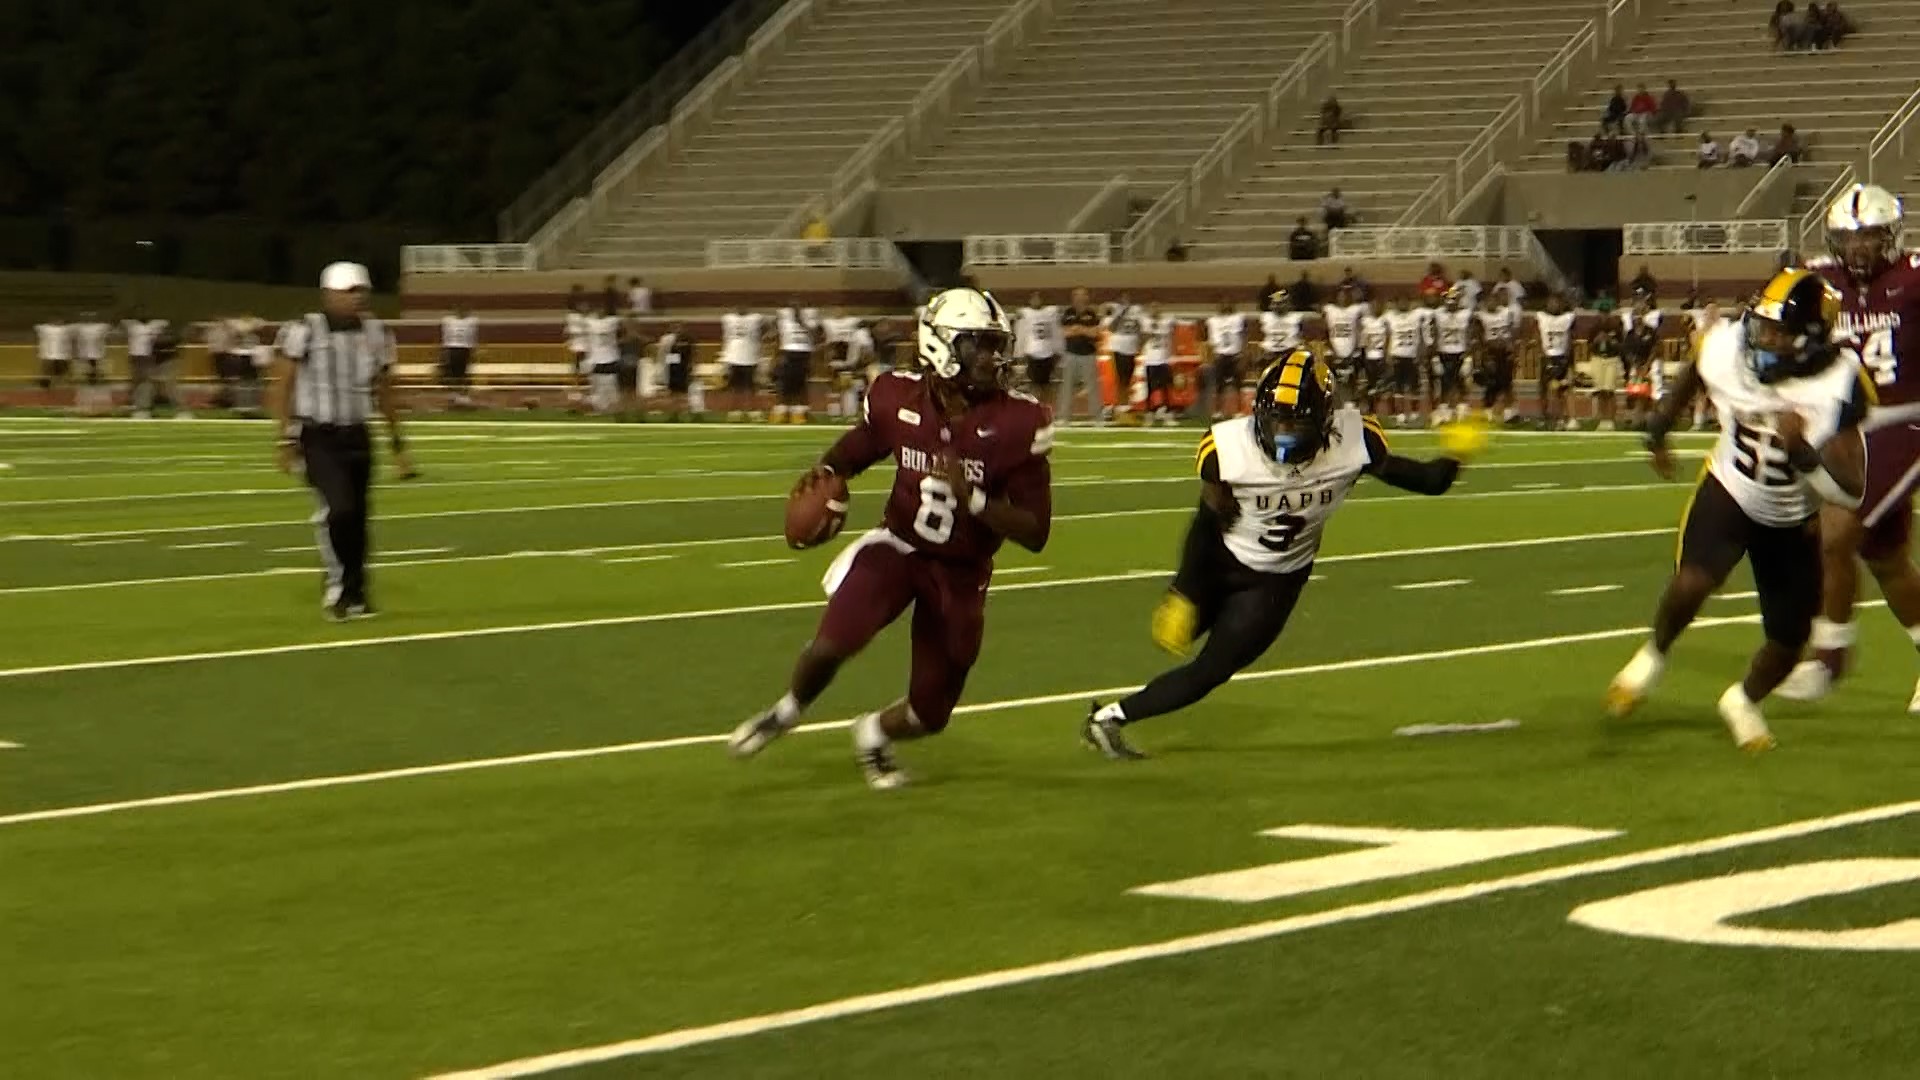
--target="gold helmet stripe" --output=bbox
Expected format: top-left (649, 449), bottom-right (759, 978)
top-left (1753, 267), bottom-right (1811, 322)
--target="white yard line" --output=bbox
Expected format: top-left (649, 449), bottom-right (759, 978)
top-left (1394, 579), bottom-right (1470, 591)
top-left (0, 524), bottom-right (1673, 605)
top-left (601, 555), bottom-right (678, 565)
top-left (1711, 590), bottom-right (1760, 601)
top-left (0, 606), bottom-right (1808, 828)
top-left (69, 538), bottom-right (142, 548)
top-left (1, 478), bottom-right (1693, 544)
top-left (719, 558), bottom-right (794, 569)
top-left (1550, 584), bottom-right (1625, 596)
top-left (995, 566), bottom-right (1050, 575)
top-left (167, 541), bottom-right (247, 551)
top-left (427, 794), bottom-right (1920, 1078)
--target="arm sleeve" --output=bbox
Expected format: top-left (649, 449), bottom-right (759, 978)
top-left (1197, 432), bottom-right (1221, 481)
top-left (279, 319), bottom-right (310, 363)
top-left (1363, 422), bottom-right (1460, 494)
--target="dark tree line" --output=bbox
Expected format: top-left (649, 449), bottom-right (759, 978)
top-left (0, 0), bottom-right (713, 276)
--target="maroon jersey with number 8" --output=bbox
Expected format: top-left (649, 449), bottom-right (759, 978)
top-left (825, 371), bottom-right (1053, 568)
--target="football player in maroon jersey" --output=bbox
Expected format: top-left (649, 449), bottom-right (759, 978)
top-left (1781, 184), bottom-right (1920, 711)
top-left (728, 288), bottom-right (1054, 789)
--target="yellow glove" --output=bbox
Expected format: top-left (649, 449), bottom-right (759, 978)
top-left (1437, 416), bottom-right (1490, 460)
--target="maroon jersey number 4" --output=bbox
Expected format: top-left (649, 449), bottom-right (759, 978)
top-left (833, 371), bottom-right (1054, 567)
top-left (1811, 251), bottom-right (1920, 407)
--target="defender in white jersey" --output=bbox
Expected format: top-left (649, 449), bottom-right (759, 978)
top-left (1385, 297), bottom-right (1426, 424)
top-left (1607, 269), bottom-right (1869, 752)
top-left (1260, 294), bottom-right (1307, 364)
top-left (1475, 293), bottom-right (1518, 422)
top-left (1535, 294), bottom-right (1577, 429)
top-left (1082, 351), bottom-right (1469, 758)
top-left (774, 303), bottom-right (819, 423)
top-left (1204, 298), bottom-right (1249, 419)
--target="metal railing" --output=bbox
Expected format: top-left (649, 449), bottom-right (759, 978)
top-left (1447, 96), bottom-right (1525, 223)
top-left (1603, 0), bottom-right (1639, 44)
top-left (1395, 175), bottom-right (1450, 228)
top-left (1450, 164), bottom-right (1507, 223)
top-left (1800, 166), bottom-right (1857, 253)
top-left (984, 0), bottom-right (1053, 71)
top-left (1529, 21), bottom-right (1597, 120)
top-left (1623, 219), bottom-right (1791, 255)
top-left (704, 237), bottom-right (902, 269)
top-left (400, 245), bottom-right (536, 274)
top-left (1868, 85), bottom-right (1920, 184)
top-left (1122, 31), bottom-right (1336, 260)
top-left (1734, 156), bottom-right (1795, 218)
top-left (963, 234), bottom-right (1111, 266)
top-left (1340, 0), bottom-right (1377, 50)
top-left (495, 0), bottom-right (791, 240)
top-left (1329, 226), bottom-right (1538, 261)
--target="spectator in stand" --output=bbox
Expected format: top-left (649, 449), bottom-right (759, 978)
top-left (1601, 84), bottom-right (1629, 135)
top-left (1822, 2), bottom-right (1853, 45)
top-left (1322, 187), bottom-right (1351, 232)
top-left (1697, 131), bottom-right (1725, 168)
top-left (801, 214), bottom-right (830, 241)
top-left (1316, 95), bottom-right (1343, 145)
top-left (1626, 84), bottom-right (1658, 135)
top-left (1419, 262), bottom-right (1449, 296)
top-left (1771, 1), bottom-right (1801, 47)
top-left (1805, 3), bottom-right (1828, 45)
top-left (1729, 127), bottom-right (1762, 167)
top-left (1655, 79), bottom-right (1691, 134)
top-left (626, 276), bottom-right (653, 315)
top-left (1587, 128), bottom-right (1622, 171)
top-left (1289, 217), bottom-right (1318, 261)
top-left (1568, 139), bottom-right (1589, 172)
top-left (1164, 237), bottom-right (1189, 262)
top-left (1615, 132), bottom-right (1654, 171)
top-left (1768, 123), bottom-right (1805, 164)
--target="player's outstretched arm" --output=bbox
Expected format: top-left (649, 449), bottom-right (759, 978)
top-left (1361, 418), bottom-right (1460, 495)
top-left (1642, 362), bottom-right (1702, 478)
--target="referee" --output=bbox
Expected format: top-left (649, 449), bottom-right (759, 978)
top-left (268, 261), bottom-right (416, 621)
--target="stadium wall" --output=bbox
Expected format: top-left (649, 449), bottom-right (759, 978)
top-left (1482, 171), bottom-right (1794, 229)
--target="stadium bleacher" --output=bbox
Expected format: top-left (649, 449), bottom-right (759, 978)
top-left (573, 0), bottom-right (1025, 270)
top-left (1183, 0), bottom-right (1611, 260)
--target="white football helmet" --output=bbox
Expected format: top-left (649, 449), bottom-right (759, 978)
top-left (917, 287), bottom-right (1013, 389)
top-left (1825, 183), bottom-right (1905, 279)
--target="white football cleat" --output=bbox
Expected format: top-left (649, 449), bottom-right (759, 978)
top-left (1606, 643), bottom-right (1666, 718)
top-left (1717, 685), bottom-right (1777, 753)
top-left (728, 708), bottom-right (791, 759)
top-left (1775, 660), bottom-right (1834, 702)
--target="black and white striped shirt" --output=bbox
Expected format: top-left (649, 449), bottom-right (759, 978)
top-left (281, 312), bottom-right (393, 425)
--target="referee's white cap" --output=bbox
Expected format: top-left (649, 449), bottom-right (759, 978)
top-left (320, 261), bottom-right (372, 291)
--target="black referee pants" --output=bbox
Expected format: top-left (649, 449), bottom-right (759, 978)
top-left (301, 423), bottom-right (374, 602)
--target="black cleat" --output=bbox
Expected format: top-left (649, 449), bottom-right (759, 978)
top-left (325, 601), bottom-right (351, 623)
top-left (345, 599), bottom-right (378, 619)
top-left (1083, 702), bottom-right (1146, 760)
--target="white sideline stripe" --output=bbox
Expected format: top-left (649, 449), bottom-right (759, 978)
top-left (0, 477), bottom-right (1693, 543)
top-left (430, 795), bottom-right (1920, 1078)
top-left (720, 558), bottom-right (793, 569)
top-left (0, 740), bottom-right (20, 749)
top-left (0, 526), bottom-right (1674, 661)
top-left (376, 547), bottom-right (455, 558)
top-left (602, 555), bottom-right (677, 565)
top-left (0, 607), bottom-right (1800, 828)
top-left (168, 541), bottom-right (246, 550)
top-left (69, 538), bottom-right (142, 548)
top-left (1514, 482), bottom-right (1560, 490)
top-left (996, 566), bottom-right (1050, 575)
top-left (1713, 590), bottom-right (1760, 601)
top-left (1394, 579), bottom-right (1470, 591)
top-left (1550, 584), bottom-right (1624, 596)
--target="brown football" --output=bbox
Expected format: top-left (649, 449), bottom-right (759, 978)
top-left (785, 473), bottom-right (851, 549)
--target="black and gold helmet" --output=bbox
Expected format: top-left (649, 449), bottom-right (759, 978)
top-left (1251, 349), bottom-right (1335, 466)
top-left (1746, 267), bottom-right (1842, 384)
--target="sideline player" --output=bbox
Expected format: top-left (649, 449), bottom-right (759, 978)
top-left (1385, 296), bottom-right (1424, 425)
top-left (1081, 351), bottom-right (1475, 758)
top-left (1536, 293), bottom-right (1577, 429)
top-left (1778, 185), bottom-right (1920, 708)
top-left (1475, 291), bottom-right (1517, 424)
top-left (1204, 298), bottom-right (1249, 419)
top-left (1605, 269), bottom-right (1869, 750)
top-left (1432, 285), bottom-right (1476, 425)
top-left (729, 288), bottom-right (1053, 789)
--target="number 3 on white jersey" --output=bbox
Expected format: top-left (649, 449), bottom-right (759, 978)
top-left (1857, 328), bottom-right (1897, 386)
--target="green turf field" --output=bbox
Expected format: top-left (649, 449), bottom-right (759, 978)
top-left (2, 415), bottom-right (1918, 1079)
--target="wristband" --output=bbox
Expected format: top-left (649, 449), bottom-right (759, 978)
top-left (968, 488), bottom-right (988, 515)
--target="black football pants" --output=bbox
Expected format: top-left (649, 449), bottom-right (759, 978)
top-left (1118, 533), bottom-right (1312, 725)
top-left (300, 423), bottom-right (374, 602)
